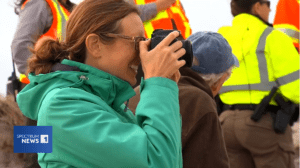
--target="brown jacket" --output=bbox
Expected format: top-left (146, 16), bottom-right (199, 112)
top-left (128, 67), bottom-right (229, 168)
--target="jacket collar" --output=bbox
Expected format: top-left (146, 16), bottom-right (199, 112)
top-left (179, 67), bottom-right (214, 98)
top-left (233, 13), bottom-right (273, 29)
top-left (252, 14), bottom-right (273, 27)
top-left (60, 59), bottom-right (136, 111)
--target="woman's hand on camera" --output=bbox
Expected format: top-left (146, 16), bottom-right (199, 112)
top-left (139, 31), bottom-right (186, 82)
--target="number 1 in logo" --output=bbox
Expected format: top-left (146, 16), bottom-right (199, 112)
top-left (41, 135), bottom-right (48, 143)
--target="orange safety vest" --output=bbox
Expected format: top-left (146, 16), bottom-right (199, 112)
top-left (134, 0), bottom-right (192, 39)
top-left (20, 0), bottom-right (70, 84)
top-left (273, 0), bottom-right (299, 51)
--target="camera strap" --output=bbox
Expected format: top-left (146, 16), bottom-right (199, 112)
top-left (171, 19), bottom-right (178, 30)
top-left (7, 58), bottom-right (21, 101)
top-left (170, 19), bottom-right (185, 40)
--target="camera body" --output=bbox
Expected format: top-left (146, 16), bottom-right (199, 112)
top-left (150, 29), bottom-right (193, 67)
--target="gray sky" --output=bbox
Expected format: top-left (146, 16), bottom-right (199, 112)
top-left (0, 0), bottom-right (279, 96)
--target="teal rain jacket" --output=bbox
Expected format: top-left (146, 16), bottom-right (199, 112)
top-left (17, 59), bottom-right (182, 168)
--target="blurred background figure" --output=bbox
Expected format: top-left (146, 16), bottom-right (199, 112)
top-left (273, 0), bottom-right (299, 52)
top-left (9, 0), bottom-right (75, 97)
top-left (218, 0), bottom-right (299, 168)
top-left (129, 31), bottom-right (240, 168)
top-left (10, 0), bottom-right (75, 167)
top-left (0, 95), bottom-right (25, 168)
top-left (132, 0), bottom-right (191, 39)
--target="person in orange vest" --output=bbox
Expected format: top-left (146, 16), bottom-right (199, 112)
top-left (10, 1), bottom-right (74, 168)
top-left (273, 0), bottom-right (299, 52)
top-left (127, 0), bottom-right (176, 22)
top-left (132, 0), bottom-right (192, 39)
top-left (11, 0), bottom-right (74, 88)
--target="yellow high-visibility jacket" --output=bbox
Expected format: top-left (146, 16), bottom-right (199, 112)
top-left (218, 14), bottom-right (299, 105)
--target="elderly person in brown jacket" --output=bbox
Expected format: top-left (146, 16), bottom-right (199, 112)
top-left (128, 31), bottom-right (239, 168)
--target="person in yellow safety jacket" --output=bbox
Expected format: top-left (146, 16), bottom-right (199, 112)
top-left (273, 0), bottom-right (299, 52)
top-left (11, 0), bottom-right (74, 87)
top-left (133, 0), bottom-right (192, 39)
top-left (217, 0), bottom-right (299, 168)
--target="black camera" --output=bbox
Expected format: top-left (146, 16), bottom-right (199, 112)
top-left (150, 29), bottom-right (193, 67)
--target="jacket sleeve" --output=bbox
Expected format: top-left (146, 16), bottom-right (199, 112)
top-left (267, 30), bottom-right (300, 103)
top-left (11, 0), bottom-right (51, 74)
top-left (39, 77), bottom-right (182, 168)
top-left (126, 0), bottom-right (158, 22)
top-left (137, 3), bottom-right (158, 22)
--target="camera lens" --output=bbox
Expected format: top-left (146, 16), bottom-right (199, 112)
top-left (181, 40), bottom-right (193, 67)
top-left (150, 29), bottom-right (193, 68)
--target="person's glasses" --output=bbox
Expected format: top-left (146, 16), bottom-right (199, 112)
top-left (101, 33), bottom-right (147, 51)
top-left (260, 0), bottom-right (270, 8)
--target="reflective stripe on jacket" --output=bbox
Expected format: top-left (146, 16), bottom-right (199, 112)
top-left (19, 0), bottom-right (70, 84)
top-left (218, 14), bottom-right (299, 105)
top-left (273, 0), bottom-right (299, 50)
top-left (134, 0), bottom-right (191, 39)
top-left (41, 0), bottom-right (70, 41)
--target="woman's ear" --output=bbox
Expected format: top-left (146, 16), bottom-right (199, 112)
top-left (85, 34), bottom-right (102, 58)
top-left (251, 2), bottom-right (260, 15)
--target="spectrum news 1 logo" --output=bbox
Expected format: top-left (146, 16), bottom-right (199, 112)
top-left (14, 126), bottom-right (52, 153)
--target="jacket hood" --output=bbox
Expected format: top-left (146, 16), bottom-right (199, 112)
top-left (17, 59), bottom-right (135, 120)
top-left (219, 14), bottom-right (270, 62)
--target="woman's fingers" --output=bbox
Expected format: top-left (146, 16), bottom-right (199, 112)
top-left (139, 39), bottom-right (151, 55)
top-left (167, 59), bottom-right (185, 78)
top-left (174, 48), bottom-right (186, 59)
top-left (176, 59), bottom-right (186, 68)
top-left (169, 40), bottom-right (183, 52)
top-left (157, 31), bottom-right (180, 47)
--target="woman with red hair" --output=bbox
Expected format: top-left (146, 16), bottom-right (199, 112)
top-left (17, 0), bottom-right (186, 167)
